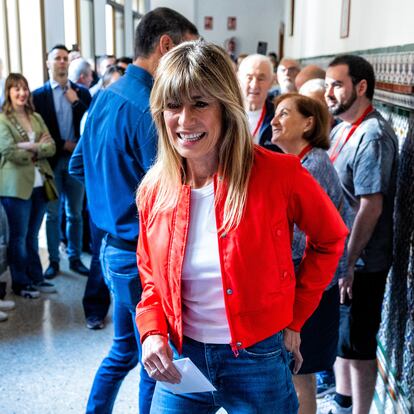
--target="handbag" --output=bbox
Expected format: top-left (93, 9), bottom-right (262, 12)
top-left (8, 113), bottom-right (59, 201)
top-left (42, 170), bottom-right (59, 201)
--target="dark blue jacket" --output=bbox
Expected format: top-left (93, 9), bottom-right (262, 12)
top-left (32, 80), bottom-right (91, 167)
top-left (69, 65), bottom-right (157, 242)
top-left (258, 98), bottom-right (282, 153)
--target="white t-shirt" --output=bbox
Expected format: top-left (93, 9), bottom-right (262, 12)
top-left (28, 131), bottom-right (44, 188)
top-left (181, 182), bottom-right (231, 344)
top-left (247, 109), bottom-right (262, 144)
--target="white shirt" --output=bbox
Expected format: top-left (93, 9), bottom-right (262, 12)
top-left (28, 131), bottom-right (44, 188)
top-left (181, 182), bottom-right (231, 344)
top-left (247, 109), bottom-right (263, 144)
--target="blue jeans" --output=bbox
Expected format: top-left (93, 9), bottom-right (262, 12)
top-left (1, 188), bottom-right (47, 291)
top-left (151, 333), bottom-right (298, 414)
top-left (46, 155), bottom-right (85, 262)
top-left (82, 218), bottom-right (110, 321)
top-left (86, 236), bottom-right (156, 414)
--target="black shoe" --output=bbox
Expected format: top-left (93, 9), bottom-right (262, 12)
top-left (44, 262), bottom-right (60, 280)
top-left (69, 259), bottom-right (89, 276)
top-left (86, 318), bottom-right (105, 330)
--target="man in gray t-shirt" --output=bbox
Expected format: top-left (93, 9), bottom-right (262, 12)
top-left (330, 111), bottom-right (397, 273)
top-left (323, 55), bottom-right (398, 414)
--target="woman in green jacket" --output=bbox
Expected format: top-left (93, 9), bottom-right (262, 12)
top-left (0, 73), bottom-right (56, 298)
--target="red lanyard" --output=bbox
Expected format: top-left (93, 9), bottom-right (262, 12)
top-left (298, 144), bottom-right (313, 161)
top-left (329, 104), bottom-right (373, 164)
top-left (252, 104), bottom-right (266, 138)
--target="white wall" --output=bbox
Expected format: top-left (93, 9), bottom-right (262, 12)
top-left (150, 0), bottom-right (196, 22)
top-left (284, 0), bottom-right (414, 59)
top-left (196, 0), bottom-right (284, 55)
top-left (93, 0), bottom-right (106, 56)
top-left (124, 0), bottom-right (133, 57)
top-left (43, 0), bottom-right (65, 51)
top-left (150, 0), bottom-right (284, 55)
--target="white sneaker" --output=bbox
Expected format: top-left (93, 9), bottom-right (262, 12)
top-left (318, 394), bottom-right (352, 414)
top-left (0, 310), bottom-right (8, 322)
top-left (34, 281), bottom-right (57, 294)
top-left (16, 285), bottom-right (40, 299)
top-left (0, 299), bottom-right (15, 311)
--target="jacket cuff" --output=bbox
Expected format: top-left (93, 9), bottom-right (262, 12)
top-left (140, 330), bottom-right (168, 344)
top-left (136, 307), bottom-right (169, 344)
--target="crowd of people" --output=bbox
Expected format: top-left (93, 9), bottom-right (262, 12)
top-left (0, 6), bottom-right (399, 414)
top-left (0, 42), bottom-right (134, 324)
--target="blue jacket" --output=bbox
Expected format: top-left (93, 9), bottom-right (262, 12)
top-left (69, 65), bottom-right (157, 242)
top-left (258, 98), bottom-right (282, 153)
top-left (32, 80), bottom-right (91, 167)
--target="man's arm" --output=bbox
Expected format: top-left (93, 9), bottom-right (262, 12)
top-left (133, 111), bottom-right (158, 172)
top-left (68, 135), bottom-right (85, 182)
top-left (340, 193), bottom-right (383, 303)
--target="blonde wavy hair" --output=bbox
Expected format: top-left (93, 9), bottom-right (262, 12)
top-left (137, 40), bottom-right (254, 233)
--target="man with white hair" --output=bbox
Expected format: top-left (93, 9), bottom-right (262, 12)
top-left (68, 58), bottom-right (94, 89)
top-left (299, 78), bottom-right (326, 101)
top-left (277, 57), bottom-right (301, 94)
top-left (238, 54), bottom-right (281, 152)
top-left (89, 55), bottom-right (116, 96)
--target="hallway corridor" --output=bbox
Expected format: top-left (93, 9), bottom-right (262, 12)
top-left (0, 246), bottom-right (139, 414)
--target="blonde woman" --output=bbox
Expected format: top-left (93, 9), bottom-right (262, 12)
top-left (135, 41), bottom-right (348, 413)
top-left (0, 73), bottom-right (56, 298)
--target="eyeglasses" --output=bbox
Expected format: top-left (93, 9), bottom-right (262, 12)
top-left (278, 66), bottom-right (299, 74)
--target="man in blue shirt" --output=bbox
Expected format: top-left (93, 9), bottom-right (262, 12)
top-left (33, 45), bottom-right (91, 278)
top-left (69, 8), bottom-right (198, 413)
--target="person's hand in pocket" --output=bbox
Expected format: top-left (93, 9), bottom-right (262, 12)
top-left (283, 328), bottom-right (303, 374)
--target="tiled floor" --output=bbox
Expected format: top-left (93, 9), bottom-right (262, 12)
top-left (0, 230), bottom-right (139, 414)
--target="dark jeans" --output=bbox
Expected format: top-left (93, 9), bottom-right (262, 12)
top-left (151, 333), bottom-right (299, 413)
top-left (82, 218), bottom-right (110, 321)
top-left (85, 236), bottom-right (156, 414)
top-left (1, 187), bottom-right (47, 291)
top-left (46, 155), bottom-right (85, 262)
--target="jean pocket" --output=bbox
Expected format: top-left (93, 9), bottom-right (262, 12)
top-left (242, 333), bottom-right (283, 359)
top-left (109, 270), bottom-right (142, 308)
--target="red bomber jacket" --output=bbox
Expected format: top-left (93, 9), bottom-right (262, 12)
top-left (136, 146), bottom-right (348, 355)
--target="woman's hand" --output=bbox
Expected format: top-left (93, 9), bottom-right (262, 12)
top-left (16, 142), bottom-right (38, 153)
top-left (283, 328), bottom-right (303, 374)
top-left (142, 334), bottom-right (181, 384)
top-left (39, 132), bottom-right (53, 145)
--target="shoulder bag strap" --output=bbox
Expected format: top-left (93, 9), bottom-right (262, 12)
top-left (8, 114), bottom-right (30, 142)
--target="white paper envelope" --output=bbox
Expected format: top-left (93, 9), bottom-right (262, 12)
top-left (160, 357), bottom-right (217, 394)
